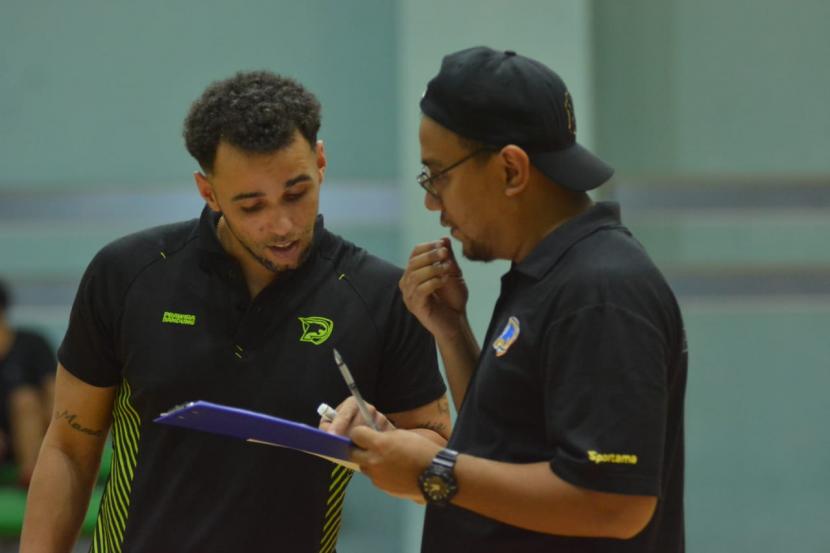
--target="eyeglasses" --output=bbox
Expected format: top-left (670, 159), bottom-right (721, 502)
top-left (416, 148), bottom-right (496, 199)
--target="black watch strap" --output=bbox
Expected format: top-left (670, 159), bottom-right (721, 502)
top-left (433, 448), bottom-right (459, 469)
top-left (419, 448), bottom-right (459, 506)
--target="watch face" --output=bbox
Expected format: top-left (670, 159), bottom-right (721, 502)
top-left (420, 449), bottom-right (459, 505)
top-left (423, 475), bottom-right (449, 501)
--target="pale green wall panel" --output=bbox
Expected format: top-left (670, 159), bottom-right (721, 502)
top-left (627, 211), bottom-right (830, 268)
top-left (594, 0), bottom-right (830, 175)
top-left (0, 0), bottom-right (399, 187)
top-left (674, 0), bottom-right (830, 173)
top-left (593, 0), bottom-right (678, 173)
top-left (684, 304), bottom-right (830, 551)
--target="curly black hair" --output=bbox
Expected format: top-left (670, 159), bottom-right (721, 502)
top-left (183, 71), bottom-right (322, 172)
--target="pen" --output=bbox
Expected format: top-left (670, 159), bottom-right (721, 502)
top-left (332, 348), bottom-right (378, 431)
top-left (317, 403), bottom-right (338, 422)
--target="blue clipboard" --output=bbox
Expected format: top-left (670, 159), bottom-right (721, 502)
top-left (154, 401), bottom-right (359, 471)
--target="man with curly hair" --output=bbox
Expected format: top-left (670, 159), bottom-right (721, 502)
top-left (21, 71), bottom-right (449, 553)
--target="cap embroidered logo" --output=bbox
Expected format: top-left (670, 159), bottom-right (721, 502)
top-left (563, 91), bottom-right (576, 136)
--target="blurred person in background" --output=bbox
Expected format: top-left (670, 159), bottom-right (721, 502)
top-left (0, 279), bottom-right (55, 487)
top-left (332, 47), bottom-right (687, 552)
top-left (20, 71), bottom-right (449, 553)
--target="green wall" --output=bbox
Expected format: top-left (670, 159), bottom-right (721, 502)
top-left (683, 304), bottom-right (830, 552)
top-left (594, 0), bottom-right (830, 174)
top-left (0, 0), bottom-right (400, 187)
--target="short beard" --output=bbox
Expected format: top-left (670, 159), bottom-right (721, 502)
top-left (461, 239), bottom-right (495, 263)
top-left (242, 241), bottom-right (280, 273)
top-left (224, 216), bottom-right (311, 274)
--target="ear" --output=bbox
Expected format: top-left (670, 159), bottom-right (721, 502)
top-left (194, 171), bottom-right (221, 212)
top-left (500, 145), bottom-right (531, 198)
top-left (315, 140), bottom-right (327, 182)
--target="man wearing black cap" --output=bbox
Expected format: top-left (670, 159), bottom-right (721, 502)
top-left (346, 47), bottom-right (687, 552)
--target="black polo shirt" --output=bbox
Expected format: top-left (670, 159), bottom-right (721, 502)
top-left (59, 207), bottom-right (445, 553)
top-left (422, 202), bottom-right (686, 553)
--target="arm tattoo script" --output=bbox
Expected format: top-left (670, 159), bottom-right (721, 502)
top-left (55, 410), bottom-right (104, 437)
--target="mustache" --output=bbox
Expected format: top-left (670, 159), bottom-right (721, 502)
top-left (266, 240), bottom-right (297, 245)
top-left (265, 235), bottom-right (300, 245)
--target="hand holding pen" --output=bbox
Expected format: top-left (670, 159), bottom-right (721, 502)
top-left (320, 349), bottom-right (395, 435)
top-left (333, 348), bottom-right (378, 431)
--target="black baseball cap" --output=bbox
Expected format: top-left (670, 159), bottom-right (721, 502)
top-left (420, 46), bottom-right (613, 191)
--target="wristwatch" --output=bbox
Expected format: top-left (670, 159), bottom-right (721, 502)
top-left (418, 448), bottom-right (459, 506)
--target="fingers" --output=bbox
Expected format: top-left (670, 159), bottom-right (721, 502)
top-left (400, 241), bottom-right (460, 300)
top-left (441, 237), bottom-right (457, 259)
top-left (349, 427), bottom-right (386, 476)
top-left (405, 240), bottom-right (451, 272)
top-left (327, 397), bottom-right (391, 435)
top-left (410, 274), bottom-right (450, 302)
top-left (348, 429), bottom-right (434, 504)
top-left (350, 425), bottom-right (380, 451)
top-left (327, 399), bottom-right (359, 435)
top-left (407, 239), bottom-right (449, 261)
top-left (405, 239), bottom-right (463, 280)
top-left (374, 409), bottom-right (395, 432)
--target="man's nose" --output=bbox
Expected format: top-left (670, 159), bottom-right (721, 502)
top-left (265, 210), bottom-right (294, 236)
top-left (424, 191), bottom-right (441, 211)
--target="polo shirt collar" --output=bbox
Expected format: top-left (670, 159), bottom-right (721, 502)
top-left (195, 205), bottom-right (226, 259)
top-left (512, 201), bottom-right (623, 280)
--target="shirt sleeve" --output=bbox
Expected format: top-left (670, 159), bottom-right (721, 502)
top-left (372, 288), bottom-right (446, 414)
top-left (544, 304), bottom-right (668, 496)
top-left (58, 248), bottom-right (124, 387)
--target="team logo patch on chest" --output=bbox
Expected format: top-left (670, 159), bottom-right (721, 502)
top-left (298, 316), bottom-right (334, 345)
top-left (492, 316), bottom-right (520, 357)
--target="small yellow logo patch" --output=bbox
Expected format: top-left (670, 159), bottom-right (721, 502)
top-left (161, 311), bottom-right (196, 326)
top-left (587, 450), bottom-right (638, 465)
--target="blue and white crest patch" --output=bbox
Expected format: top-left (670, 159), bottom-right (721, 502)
top-left (492, 316), bottom-right (520, 357)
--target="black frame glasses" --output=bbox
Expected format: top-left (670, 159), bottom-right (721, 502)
top-left (417, 148), bottom-right (496, 198)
